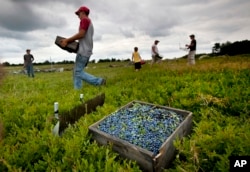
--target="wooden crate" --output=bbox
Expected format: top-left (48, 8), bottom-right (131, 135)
top-left (55, 36), bottom-right (79, 53)
top-left (88, 101), bottom-right (192, 172)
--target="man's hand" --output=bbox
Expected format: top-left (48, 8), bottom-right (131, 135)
top-left (60, 39), bottom-right (68, 48)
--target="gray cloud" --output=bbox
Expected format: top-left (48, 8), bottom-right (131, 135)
top-left (0, 0), bottom-right (250, 64)
top-left (0, 1), bottom-right (66, 32)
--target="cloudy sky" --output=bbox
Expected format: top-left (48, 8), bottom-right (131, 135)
top-left (0, 0), bottom-right (249, 64)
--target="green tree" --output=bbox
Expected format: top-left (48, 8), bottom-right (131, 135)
top-left (212, 43), bottom-right (220, 54)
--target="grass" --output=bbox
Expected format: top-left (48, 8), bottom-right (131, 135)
top-left (0, 55), bottom-right (249, 171)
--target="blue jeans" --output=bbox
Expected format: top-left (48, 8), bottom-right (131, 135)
top-left (74, 54), bottom-right (103, 89)
top-left (26, 64), bottom-right (34, 77)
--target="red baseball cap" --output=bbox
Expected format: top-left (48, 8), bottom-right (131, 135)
top-left (75, 6), bottom-right (90, 15)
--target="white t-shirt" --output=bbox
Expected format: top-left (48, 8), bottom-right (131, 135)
top-left (151, 44), bottom-right (159, 56)
top-left (78, 19), bottom-right (94, 57)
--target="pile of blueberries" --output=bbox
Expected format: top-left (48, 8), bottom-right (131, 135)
top-left (98, 103), bottom-right (184, 155)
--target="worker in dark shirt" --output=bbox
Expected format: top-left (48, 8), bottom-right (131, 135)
top-left (186, 34), bottom-right (196, 65)
top-left (24, 49), bottom-right (35, 77)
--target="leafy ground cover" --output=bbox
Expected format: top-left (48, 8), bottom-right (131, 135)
top-left (0, 55), bottom-right (249, 171)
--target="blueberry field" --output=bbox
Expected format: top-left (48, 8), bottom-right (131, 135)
top-left (0, 55), bottom-right (249, 171)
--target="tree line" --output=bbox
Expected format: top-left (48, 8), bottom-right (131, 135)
top-left (212, 39), bottom-right (250, 55)
top-left (1, 58), bottom-right (131, 67)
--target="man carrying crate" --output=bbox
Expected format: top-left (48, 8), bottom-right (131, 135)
top-left (60, 6), bottom-right (106, 89)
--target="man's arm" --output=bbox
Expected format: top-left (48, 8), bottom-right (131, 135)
top-left (60, 29), bottom-right (86, 47)
top-left (31, 55), bottom-right (34, 61)
top-left (186, 41), bottom-right (194, 49)
top-left (139, 53), bottom-right (142, 60)
top-left (23, 55), bottom-right (26, 67)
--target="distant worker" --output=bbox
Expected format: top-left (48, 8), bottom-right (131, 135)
top-left (151, 40), bottom-right (163, 66)
top-left (24, 49), bottom-right (35, 77)
top-left (0, 63), bottom-right (4, 140)
top-left (131, 47), bottom-right (142, 71)
top-left (0, 63), bottom-right (4, 84)
top-left (186, 34), bottom-right (196, 65)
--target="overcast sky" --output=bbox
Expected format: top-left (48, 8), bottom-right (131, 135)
top-left (0, 0), bottom-right (249, 64)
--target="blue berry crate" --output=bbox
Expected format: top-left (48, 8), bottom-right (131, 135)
top-left (88, 100), bottom-right (192, 172)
